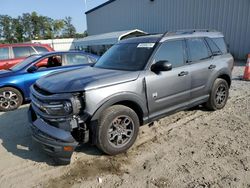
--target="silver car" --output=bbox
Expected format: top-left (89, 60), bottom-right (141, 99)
top-left (29, 30), bottom-right (234, 164)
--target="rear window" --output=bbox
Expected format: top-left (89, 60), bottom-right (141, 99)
top-left (212, 38), bottom-right (228, 54)
top-left (34, 46), bottom-right (49, 53)
top-left (0, 47), bottom-right (9, 60)
top-left (13, 46), bottom-right (36, 58)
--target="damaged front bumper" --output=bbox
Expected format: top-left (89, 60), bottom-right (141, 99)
top-left (28, 106), bottom-right (78, 165)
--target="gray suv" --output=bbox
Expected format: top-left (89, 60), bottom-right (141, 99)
top-left (29, 30), bottom-right (234, 164)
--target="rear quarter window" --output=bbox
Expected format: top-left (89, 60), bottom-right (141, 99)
top-left (212, 38), bottom-right (228, 54)
top-left (0, 47), bottom-right (9, 60)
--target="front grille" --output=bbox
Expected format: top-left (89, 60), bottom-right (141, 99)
top-left (34, 84), bottom-right (52, 96)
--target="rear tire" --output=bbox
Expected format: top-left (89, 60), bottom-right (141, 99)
top-left (205, 78), bottom-right (229, 111)
top-left (0, 87), bottom-right (23, 112)
top-left (95, 105), bottom-right (139, 155)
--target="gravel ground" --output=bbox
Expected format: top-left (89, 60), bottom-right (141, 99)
top-left (0, 63), bottom-right (249, 188)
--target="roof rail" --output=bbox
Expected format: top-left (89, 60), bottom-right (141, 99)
top-left (165, 29), bottom-right (217, 36)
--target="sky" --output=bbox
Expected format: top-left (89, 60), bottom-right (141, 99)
top-left (0, 0), bottom-right (108, 33)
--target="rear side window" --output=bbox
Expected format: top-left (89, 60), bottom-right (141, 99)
top-left (154, 40), bottom-right (185, 68)
top-left (212, 38), bottom-right (228, 54)
top-left (187, 38), bottom-right (210, 62)
top-left (34, 46), bottom-right (49, 53)
top-left (205, 38), bottom-right (221, 55)
top-left (65, 54), bottom-right (89, 65)
top-left (13, 46), bottom-right (36, 58)
top-left (0, 47), bottom-right (9, 60)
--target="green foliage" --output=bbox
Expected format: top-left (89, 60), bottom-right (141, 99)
top-left (0, 12), bottom-right (82, 43)
top-left (63, 16), bottom-right (76, 38)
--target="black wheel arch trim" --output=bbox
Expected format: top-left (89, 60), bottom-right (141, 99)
top-left (208, 69), bottom-right (232, 91)
top-left (90, 92), bottom-right (148, 124)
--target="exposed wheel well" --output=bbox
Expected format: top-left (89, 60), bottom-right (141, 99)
top-left (218, 74), bottom-right (231, 87)
top-left (0, 86), bottom-right (25, 104)
top-left (114, 101), bottom-right (144, 125)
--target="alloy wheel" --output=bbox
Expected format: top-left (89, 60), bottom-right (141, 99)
top-left (108, 115), bottom-right (135, 148)
top-left (0, 91), bottom-right (19, 110)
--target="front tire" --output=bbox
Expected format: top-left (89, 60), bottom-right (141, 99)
top-left (205, 78), bottom-right (229, 111)
top-left (0, 87), bottom-right (23, 111)
top-left (95, 105), bottom-right (139, 155)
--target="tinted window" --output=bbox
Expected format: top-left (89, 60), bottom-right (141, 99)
top-left (34, 46), bottom-right (49, 53)
top-left (205, 38), bottom-right (221, 55)
top-left (65, 54), bottom-right (89, 65)
top-left (94, 43), bottom-right (155, 71)
top-left (187, 38), bottom-right (210, 62)
top-left (0, 47), bottom-right (9, 60)
top-left (154, 40), bottom-right (184, 68)
top-left (13, 46), bottom-right (36, 58)
top-left (212, 38), bottom-right (228, 54)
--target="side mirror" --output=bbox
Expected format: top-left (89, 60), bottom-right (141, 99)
top-left (27, 65), bottom-right (38, 73)
top-left (151, 61), bottom-right (172, 72)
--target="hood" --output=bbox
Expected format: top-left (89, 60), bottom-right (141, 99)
top-left (0, 70), bottom-right (14, 78)
top-left (36, 66), bottom-right (140, 93)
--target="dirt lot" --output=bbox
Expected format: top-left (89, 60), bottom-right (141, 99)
top-left (0, 63), bottom-right (249, 188)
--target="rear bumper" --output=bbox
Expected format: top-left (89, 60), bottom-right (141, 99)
top-left (28, 106), bottom-right (78, 164)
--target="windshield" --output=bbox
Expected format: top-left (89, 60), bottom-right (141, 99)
top-left (94, 43), bottom-right (155, 71)
top-left (11, 55), bottom-right (41, 71)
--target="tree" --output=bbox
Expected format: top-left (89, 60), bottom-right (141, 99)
top-left (0, 15), bottom-right (14, 43)
top-left (0, 12), bottom-right (78, 43)
top-left (63, 16), bottom-right (76, 38)
top-left (52, 19), bottom-right (64, 38)
top-left (22, 13), bottom-right (33, 40)
top-left (12, 16), bottom-right (25, 42)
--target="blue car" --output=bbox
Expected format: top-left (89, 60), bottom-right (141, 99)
top-left (0, 51), bottom-right (99, 111)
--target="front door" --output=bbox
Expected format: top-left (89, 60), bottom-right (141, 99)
top-left (145, 39), bottom-right (191, 119)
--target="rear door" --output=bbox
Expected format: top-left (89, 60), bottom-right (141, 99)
top-left (186, 38), bottom-right (216, 99)
top-left (145, 39), bottom-right (191, 119)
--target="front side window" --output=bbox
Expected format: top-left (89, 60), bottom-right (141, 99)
top-left (94, 43), bottom-right (155, 71)
top-left (0, 47), bottom-right (9, 60)
top-left (13, 46), bottom-right (36, 58)
top-left (153, 40), bottom-right (185, 68)
top-left (187, 38), bottom-right (210, 62)
top-left (65, 54), bottom-right (89, 65)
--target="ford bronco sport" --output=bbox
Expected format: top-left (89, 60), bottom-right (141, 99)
top-left (29, 30), bottom-right (234, 164)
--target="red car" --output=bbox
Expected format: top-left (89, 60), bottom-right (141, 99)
top-left (0, 43), bottom-right (54, 70)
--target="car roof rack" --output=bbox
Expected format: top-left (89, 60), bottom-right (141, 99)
top-left (165, 29), bottom-right (218, 36)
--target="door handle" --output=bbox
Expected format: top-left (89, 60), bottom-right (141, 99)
top-left (178, 71), bottom-right (189, 77)
top-left (208, 64), bottom-right (216, 69)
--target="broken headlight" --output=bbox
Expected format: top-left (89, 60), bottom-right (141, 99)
top-left (43, 101), bottom-right (73, 116)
